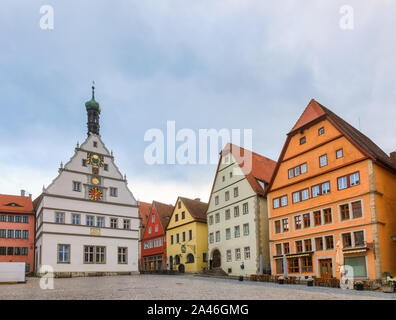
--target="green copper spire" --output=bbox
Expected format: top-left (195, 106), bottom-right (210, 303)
top-left (85, 82), bottom-right (101, 113)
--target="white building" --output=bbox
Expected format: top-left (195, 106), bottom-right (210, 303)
top-left (206, 143), bottom-right (276, 276)
top-left (34, 86), bottom-right (139, 277)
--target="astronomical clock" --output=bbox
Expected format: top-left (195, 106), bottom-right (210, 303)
top-left (86, 152), bottom-right (105, 201)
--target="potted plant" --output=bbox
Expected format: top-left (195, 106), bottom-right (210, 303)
top-left (354, 281), bottom-right (364, 291)
top-left (278, 276), bottom-right (284, 284)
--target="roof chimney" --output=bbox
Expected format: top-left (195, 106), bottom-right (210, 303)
top-left (390, 152), bottom-right (396, 166)
top-left (20, 190), bottom-right (25, 197)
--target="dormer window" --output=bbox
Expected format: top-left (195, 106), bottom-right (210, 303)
top-left (300, 137), bottom-right (306, 144)
top-left (318, 127), bottom-right (325, 135)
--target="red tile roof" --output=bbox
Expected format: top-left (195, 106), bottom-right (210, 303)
top-left (0, 194), bottom-right (34, 214)
top-left (179, 197), bottom-right (208, 222)
top-left (138, 201), bottom-right (151, 227)
top-left (290, 99), bottom-right (326, 132)
top-left (222, 143), bottom-right (277, 196)
top-left (152, 201), bottom-right (174, 230)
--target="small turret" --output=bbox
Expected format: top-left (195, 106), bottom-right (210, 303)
top-left (85, 82), bottom-right (101, 136)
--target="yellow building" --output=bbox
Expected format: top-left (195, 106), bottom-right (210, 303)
top-left (166, 197), bottom-right (208, 273)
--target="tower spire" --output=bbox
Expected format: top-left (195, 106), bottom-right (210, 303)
top-left (85, 82), bottom-right (101, 136)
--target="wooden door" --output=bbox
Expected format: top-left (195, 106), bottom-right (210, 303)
top-left (319, 259), bottom-right (332, 278)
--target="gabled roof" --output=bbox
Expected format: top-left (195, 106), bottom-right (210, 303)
top-left (138, 201), bottom-right (151, 227)
top-left (221, 143), bottom-right (277, 196)
top-left (267, 99), bottom-right (396, 193)
top-left (0, 194), bottom-right (34, 214)
top-left (178, 197), bottom-right (208, 223)
top-left (289, 99), bottom-right (396, 171)
top-left (152, 201), bottom-right (174, 230)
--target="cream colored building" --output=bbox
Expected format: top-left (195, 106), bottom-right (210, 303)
top-left (206, 143), bottom-right (276, 276)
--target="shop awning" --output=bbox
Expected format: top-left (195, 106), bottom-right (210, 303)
top-left (343, 248), bottom-right (368, 255)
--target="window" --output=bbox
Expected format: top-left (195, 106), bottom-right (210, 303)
top-left (23, 216), bottom-right (29, 223)
top-left (182, 231), bottom-right (186, 242)
top-left (300, 163), bottom-right (307, 174)
top-left (209, 233), bottom-right (214, 244)
top-left (155, 224), bottom-right (158, 232)
top-left (303, 213), bottom-right (310, 228)
top-left (315, 237), bottom-right (323, 251)
top-left (244, 247), bottom-right (250, 259)
top-left (226, 228), bottom-right (231, 240)
top-left (123, 219), bottom-right (130, 229)
top-left (312, 185), bottom-right (320, 198)
top-left (323, 208), bottom-right (332, 224)
top-left (276, 259), bottom-right (284, 274)
top-left (186, 254), bottom-right (194, 264)
top-left (229, 171), bottom-right (233, 178)
top-left (340, 204), bottom-right (350, 220)
top-left (312, 182), bottom-right (331, 197)
top-left (342, 233), bottom-right (352, 248)
top-left (234, 187), bottom-right (239, 197)
top-left (175, 214), bottom-right (179, 222)
top-left (55, 212), bottom-right (65, 224)
top-left (234, 206), bottom-right (239, 217)
top-left (110, 187), bottom-right (118, 197)
top-left (73, 181), bottom-right (81, 192)
top-left (293, 189), bottom-right (310, 203)
top-left (189, 229), bottom-right (192, 241)
top-left (325, 235), bottom-right (334, 250)
top-left (235, 248), bottom-right (241, 260)
top-left (318, 127), bottom-right (325, 135)
top-left (110, 218), bottom-right (118, 228)
top-left (296, 240), bottom-right (303, 253)
top-left (281, 196), bottom-right (288, 207)
top-left (215, 213), bottom-right (220, 223)
top-left (243, 223), bottom-right (249, 236)
top-left (322, 182), bottom-right (330, 194)
top-left (181, 211), bottom-right (185, 219)
top-left (275, 221), bottom-right (281, 233)
top-left (72, 214), bottom-right (80, 225)
top-left (319, 154), bottom-right (328, 167)
top-left (118, 247), bottom-right (127, 264)
top-left (301, 256), bottom-right (313, 273)
top-left (84, 246), bottom-right (105, 264)
top-left (344, 256), bottom-right (367, 277)
top-left (283, 243), bottom-right (290, 254)
top-left (171, 235), bottom-right (174, 245)
top-left (243, 203), bottom-right (248, 215)
top-left (151, 215), bottom-right (155, 223)
top-left (292, 192), bottom-right (300, 203)
top-left (216, 231), bottom-right (220, 242)
top-left (82, 159), bottom-right (87, 167)
top-left (336, 149), bottom-right (343, 159)
top-left (86, 215), bottom-right (94, 226)
top-left (225, 209), bottom-right (230, 220)
top-left (208, 215), bottom-right (213, 225)
top-left (354, 231), bottom-right (365, 246)
top-left (96, 217), bottom-right (104, 228)
top-left (304, 239), bottom-right (312, 251)
top-left (225, 191), bottom-right (230, 201)
top-left (176, 233), bottom-right (180, 243)
top-left (282, 218), bottom-right (289, 232)
top-left (226, 250), bottom-right (232, 262)
top-left (352, 201), bottom-right (362, 218)
top-left (58, 244), bottom-right (70, 263)
top-left (300, 137), bottom-right (306, 144)
top-left (288, 258), bottom-right (299, 273)
top-left (234, 226), bottom-right (240, 238)
top-left (93, 141), bottom-right (98, 147)
top-left (294, 216), bottom-right (302, 230)
top-left (0, 230), bottom-right (5, 238)
top-left (222, 176), bottom-right (225, 182)
top-left (104, 164), bottom-right (109, 171)
top-left (338, 172), bottom-right (360, 190)
top-left (276, 244), bottom-right (282, 255)
top-left (215, 196), bottom-right (219, 205)
top-left (7, 230), bottom-right (14, 238)
top-left (15, 230), bottom-right (21, 239)
top-left (203, 253), bottom-right (208, 262)
top-left (273, 198), bottom-right (280, 209)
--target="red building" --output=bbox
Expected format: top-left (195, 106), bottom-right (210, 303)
top-left (0, 192), bottom-right (35, 273)
top-left (141, 201), bottom-right (174, 271)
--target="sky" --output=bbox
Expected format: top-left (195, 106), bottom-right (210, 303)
top-left (0, 1), bottom-right (395, 205)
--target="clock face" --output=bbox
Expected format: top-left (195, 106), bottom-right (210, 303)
top-left (89, 187), bottom-right (103, 201)
top-left (91, 177), bottom-right (100, 186)
top-left (87, 153), bottom-right (104, 167)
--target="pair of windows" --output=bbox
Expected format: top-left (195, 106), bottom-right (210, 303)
top-left (338, 172), bottom-right (360, 190)
top-left (273, 195), bottom-right (288, 209)
top-left (314, 235), bottom-right (334, 251)
top-left (340, 201), bottom-right (363, 220)
top-left (342, 231), bottom-right (365, 248)
top-left (274, 218), bottom-right (289, 233)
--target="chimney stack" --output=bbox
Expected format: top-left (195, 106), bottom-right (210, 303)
top-left (20, 190), bottom-right (25, 197)
top-left (390, 152), bottom-right (396, 166)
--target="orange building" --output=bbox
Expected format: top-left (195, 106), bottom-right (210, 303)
top-left (267, 99), bottom-right (396, 281)
top-left (0, 192), bottom-right (35, 273)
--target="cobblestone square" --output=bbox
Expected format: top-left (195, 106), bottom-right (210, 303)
top-left (1, 274), bottom-right (395, 300)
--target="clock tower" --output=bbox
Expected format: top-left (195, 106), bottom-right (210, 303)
top-left (33, 86), bottom-right (140, 277)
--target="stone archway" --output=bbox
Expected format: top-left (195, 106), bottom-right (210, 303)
top-left (212, 249), bottom-right (221, 268)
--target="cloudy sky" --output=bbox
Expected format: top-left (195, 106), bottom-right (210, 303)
top-left (0, 1), bottom-right (395, 205)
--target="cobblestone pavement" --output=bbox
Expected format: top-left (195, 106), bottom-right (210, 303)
top-left (1, 274), bottom-right (395, 300)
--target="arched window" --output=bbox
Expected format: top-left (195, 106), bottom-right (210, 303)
top-left (186, 253), bottom-right (195, 264)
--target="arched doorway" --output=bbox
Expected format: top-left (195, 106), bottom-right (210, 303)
top-left (186, 253), bottom-right (194, 264)
top-left (178, 264), bottom-right (185, 273)
top-left (212, 249), bottom-right (221, 268)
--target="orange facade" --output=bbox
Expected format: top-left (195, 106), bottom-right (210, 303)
top-left (268, 100), bottom-right (396, 281)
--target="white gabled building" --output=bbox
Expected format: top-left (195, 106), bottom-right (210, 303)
top-left (34, 86), bottom-right (139, 277)
top-left (206, 143), bottom-right (276, 277)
